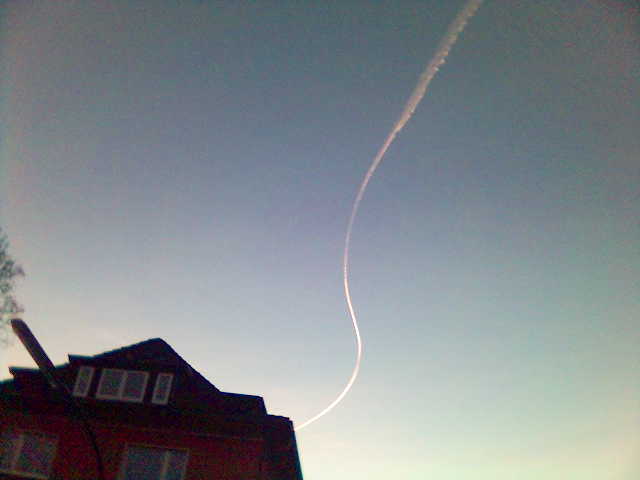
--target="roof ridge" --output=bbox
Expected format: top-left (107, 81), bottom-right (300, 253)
top-left (90, 337), bottom-right (171, 358)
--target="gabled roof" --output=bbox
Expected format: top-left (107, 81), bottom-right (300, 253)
top-left (67, 337), bottom-right (220, 393)
top-left (2, 338), bottom-right (273, 416)
top-left (83, 337), bottom-right (177, 360)
top-left (3, 338), bottom-right (218, 393)
top-left (68, 338), bottom-right (183, 366)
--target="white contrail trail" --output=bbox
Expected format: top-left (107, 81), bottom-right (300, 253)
top-left (295, 0), bottom-right (483, 432)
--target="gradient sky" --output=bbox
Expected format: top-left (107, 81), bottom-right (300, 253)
top-left (1, 1), bottom-right (639, 479)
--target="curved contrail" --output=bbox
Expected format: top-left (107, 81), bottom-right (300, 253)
top-left (295, 0), bottom-right (484, 432)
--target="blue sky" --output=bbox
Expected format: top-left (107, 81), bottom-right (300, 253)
top-left (1, 1), bottom-right (639, 479)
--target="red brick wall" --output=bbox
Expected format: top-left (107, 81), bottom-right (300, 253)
top-left (1, 410), bottom-right (267, 480)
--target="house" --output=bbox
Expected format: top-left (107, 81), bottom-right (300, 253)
top-left (0, 338), bottom-right (303, 480)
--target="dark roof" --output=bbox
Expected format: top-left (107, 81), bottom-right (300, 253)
top-left (1, 337), bottom-right (273, 416)
top-left (73, 338), bottom-right (221, 393)
top-left (3, 338), bottom-right (189, 379)
top-left (90, 337), bottom-right (175, 358)
top-left (69, 338), bottom-right (180, 364)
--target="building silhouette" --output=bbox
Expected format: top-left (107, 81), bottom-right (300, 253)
top-left (0, 338), bottom-right (303, 480)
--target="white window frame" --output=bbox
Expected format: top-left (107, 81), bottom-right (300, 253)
top-left (0, 430), bottom-right (57, 480)
top-left (96, 368), bottom-right (149, 402)
top-left (72, 366), bottom-right (95, 397)
top-left (151, 373), bottom-right (174, 405)
top-left (119, 444), bottom-right (188, 480)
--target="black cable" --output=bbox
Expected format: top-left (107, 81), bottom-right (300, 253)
top-left (52, 372), bottom-right (106, 480)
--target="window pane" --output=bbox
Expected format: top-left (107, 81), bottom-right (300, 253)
top-left (152, 374), bottom-right (173, 404)
top-left (0, 431), bottom-right (18, 470)
top-left (123, 447), bottom-right (164, 480)
top-left (15, 434), bottom-right (56, 476)
top-left (98, 369), bottom-right (124, 397)
top-left (165, 450), bottom-right (187, 480)
top-left (73, 366), bottom-right (94, 397)
top-left (122, 371), bottom-right (147, 400)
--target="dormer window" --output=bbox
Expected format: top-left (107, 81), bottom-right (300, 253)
top-left (72, 366), bottom-right (95, 397)
top-left (96, 369), bottom-right (148, 402)
top-left (151, 373), bottom-right (174, 405)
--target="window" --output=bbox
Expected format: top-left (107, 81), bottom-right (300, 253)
top-left (151, 373), bottom-right (174, 405)
top-left (120, 446), bottom-right (187, 480)
top-left (72, 366), bottom-right (95, 397)
top-left (96, 369), bottom-right (149, 402)
top-left (0, 431), bottom-right (57, 479)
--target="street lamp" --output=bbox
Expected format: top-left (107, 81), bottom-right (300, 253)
top-left (10, 318), bottom-right (106, 480)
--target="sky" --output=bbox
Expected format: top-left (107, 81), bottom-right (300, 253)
top-left (1, 0), bottom-right (639, 479)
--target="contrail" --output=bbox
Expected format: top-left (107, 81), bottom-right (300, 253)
top-left (295, 0), bottom-right (483, 432)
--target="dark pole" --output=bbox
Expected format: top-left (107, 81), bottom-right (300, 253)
top-left (11, 319), bottom-right (106, 480)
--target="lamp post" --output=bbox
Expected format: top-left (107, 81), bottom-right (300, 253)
top-left (10, 319), bottom-right (106, 480)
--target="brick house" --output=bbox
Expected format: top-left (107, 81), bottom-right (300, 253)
top-left (0, 338), bottom-right (303, 480)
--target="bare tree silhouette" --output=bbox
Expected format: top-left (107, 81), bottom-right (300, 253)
top-left (0, 227), bottom-right (24, 346)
